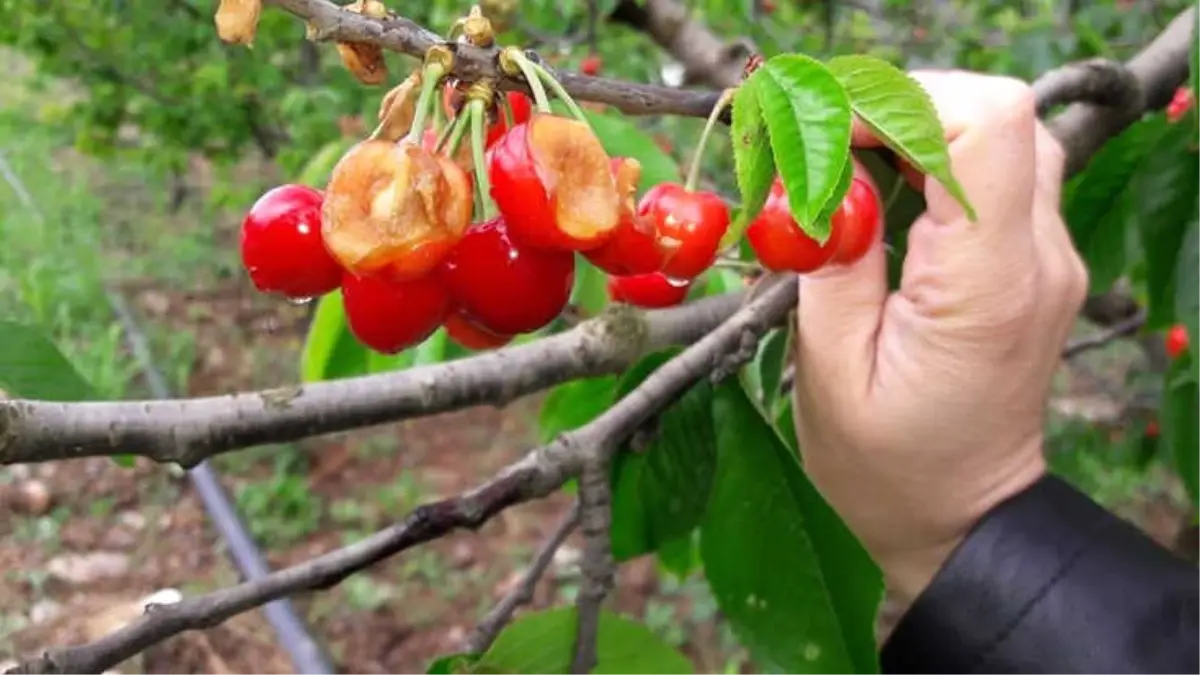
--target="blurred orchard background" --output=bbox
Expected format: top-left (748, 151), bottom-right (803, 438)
top-left (0, 0), bottom-right (1194, 672)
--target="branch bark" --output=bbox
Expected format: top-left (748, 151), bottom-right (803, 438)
top-left (0, 292), bottom-right (742, 467)
top-left (6, 274), bottom-right (799, 675)
top-left (609, 0), bottom-right (753, 88)
top-left (465, 502), bottom-right (581, 654)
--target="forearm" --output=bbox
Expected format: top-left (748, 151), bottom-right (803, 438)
top-left (881, 474), bottom-right (1199, 674)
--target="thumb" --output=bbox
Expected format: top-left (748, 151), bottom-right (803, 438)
top-left (795, 158), bottom-right (888, 393)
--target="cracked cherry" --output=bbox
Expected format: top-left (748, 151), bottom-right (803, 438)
top-left (342, 271), bottom-right (450, 354)
top-left (488, 114), bottom-right (621, 251)
top-left (607, 272), bottom-right (690, 308)
top-left (746, 178), bottom-right (840, 273)
top-left (638, 183), bottom-right (729, 279)
top-left (1166, 324), bottom-right (1190, 359)
top-left (241, 184), bottom-right (343, 300)
top-left (445, 311), bottom-right (513, 350)
top-left (439, 215), bottom-right (575, 335)
top-left (584, 158), bottom-right (665, 275)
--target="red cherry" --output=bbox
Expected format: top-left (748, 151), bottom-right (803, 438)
top-left (241, 184), bottom-right (344, 299)
top-left (1166, 87), bottom-right (1194, 123)
top-left (342, 272), bottom-right (450, 354)
top-left (1146, 419), bottom-right (1160, 438)
top-left (829, 176), bottom-right (883, 266)
top-left (746, 179), bottom-right (840, 273)
top-left (584, 158), bottom-right (665, 275)
top-left (607, 272), bottom-right (691, 308)
top-left (445, 311), bottom-right (513, 350)
top-left (439, 216), bottom-right (576, 335)
top-left (488, 115), bottom-right (621, 251)
top-left (581, 54), bottom-right (602, 76)
top-left (1165, 324), bottom-right (1190, 359)
top-left (638, 183), bottom-right (730, 279)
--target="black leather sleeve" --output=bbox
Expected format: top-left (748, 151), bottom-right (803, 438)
top-left (880, 474), bottom-right (1199, 674)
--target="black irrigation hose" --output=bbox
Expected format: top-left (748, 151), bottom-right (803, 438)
top-left (107, 290), bottom-right (335, 675)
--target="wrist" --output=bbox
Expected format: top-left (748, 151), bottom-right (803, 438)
top-left (880, 455), bottom-right (1049, 603)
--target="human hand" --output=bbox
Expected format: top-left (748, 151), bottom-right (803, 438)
top-left (790, 71), bottom-right (1088, 602)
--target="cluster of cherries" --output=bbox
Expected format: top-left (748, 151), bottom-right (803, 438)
top-left (241, 74), bottom-right (882, 356)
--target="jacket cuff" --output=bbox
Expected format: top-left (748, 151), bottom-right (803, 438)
top-left (880, 473), bottom-right (1198, 674)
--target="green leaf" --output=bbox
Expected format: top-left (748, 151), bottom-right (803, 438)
top-left (427, 653), bottom-right (481, 674)
top-left (300, 291), bottom-right (369, 382)
top-left (582, 108), bottom-right (682, 193)
top-left (753, 55), bottom-right (854, 243)
top-left (1175, 219), bottom-right (1199, 364)
top-left (412, 328), bottom-right (450, 366)
top-left (610, 350), bottom-right (717, 561)
top-left (700, 268), bottom-right (746, 297)
top-left (0, 321), bottom-right (95, 401)
top-left (1063, 116), bottom-right (1168, 293)
top-left (1163, 355), bottom-right (1199, 509)
top-left (826, 54), bottom-right (976, 221)
top-left (1132, 125), bottom-right (1199, 329)
top-left (572, 257), bottom-right (611, 317)
top-left (728, 75), bottom-right (776, 244)
top-left (656, 530), bottom-right (700, 580)
top-left (701, 380), bottom-right (883, 674)
top-left (473, 607), bottom-right (694, 674)
top-left (1190, 6), bottom-right (1200, 142)
top-left (747, 327), bottom-right (791, 410)
top-left (293, 137), bottom-right (355, 188)
top-left (538, 376), bottom-right (618, 444)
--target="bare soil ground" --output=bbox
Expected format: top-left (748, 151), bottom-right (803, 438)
top-left (0, 275), bottom-right (740, 674)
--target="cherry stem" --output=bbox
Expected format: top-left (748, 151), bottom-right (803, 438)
top-left (436, 113), bottom-right (467, 156)
top-left (409, 62), bottom-right (447, 141)
top-left (526, 59), bottom-right (589, 123)
top-left (713, 258), bottom-right (762, 273)
top-left (501, 95), bottom-right (515, 129)
top-left (684, 88), bottom-right (735, 193)
top-left (509, 53), bottom-right (554, 114)
top-left (468, 98), bottom-right (498, 220)
top-left (432, 93), bottom-right (447, 132)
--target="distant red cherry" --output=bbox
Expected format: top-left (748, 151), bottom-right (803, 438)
top-left (638, 183), bottom-right (730, 279)
top-left (584, 158), bottom-right (665, 275)
top-left (746, 179), bottom-right (840, 273)
top-left (607, 272), bottom-right (691, 308)
top-left (240, 184), bottom-right (344, 299)
top-left (1166, 324), bottom-right (1190, 359)
top-left (581, 54), bottom-right (602, 76)
top-left (829, 176), bottom-right (883, 266)
top-left (439, 216), bottom-right (575, 335)
top-left (1166, 87), bottom-right (1194, 123)
top-left (444, 311), bottom-right (513, 350)
top-left (1146, 419), bottom-right (1160, 438)
top-left (342, 272), bottom-right (450, 354)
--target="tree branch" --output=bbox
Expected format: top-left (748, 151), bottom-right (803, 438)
top-left (1032, 58), bottom-right (1140, 118)
top-left (1062, 310), bottom-right (1148, 359)
top-left (0, 292), bottom-right (743, 467)
top-left (7, 274), bottom-right (799, 675)
top-left (609, 0), bottom-right (754, 88)
top-left (571, 458), bottom-right (614, 674)
top-left (465, 502), bottom-right (581, 654)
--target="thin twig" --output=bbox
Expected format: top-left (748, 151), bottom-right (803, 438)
top-left (466, 502), bottom-right (582, 654)
top-left (1062, 310), bottom-right (1148, 359)
top-left (571, 458), bottom-right (614, 674)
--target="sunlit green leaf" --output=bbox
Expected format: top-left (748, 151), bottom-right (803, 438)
top-left (727, 76), bottom-right (776, 246)
top-left (301, 291), bottom-right (370, 382)
top-left (826, 54), bottom-right (975, 221)
top-left (0, 320), bottom-right (94, 401)
top-left (473, 607), bottom-right (694, 674)
top-left (753, 55), bottom-right (853, 243)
